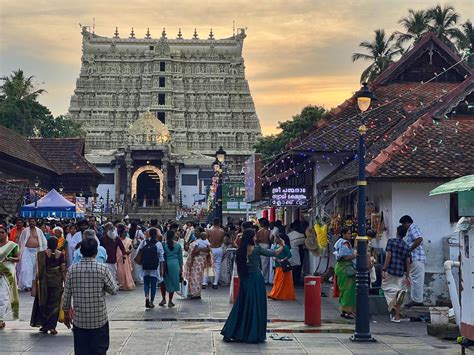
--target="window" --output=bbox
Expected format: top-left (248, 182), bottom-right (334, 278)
top-left (182, 174), bottom-right (198, 186)
top-left (159, 77), bottom-right (166, 88)
top-left (149, 45), bottom-right (154, 51)
top-left (158, 94), bottom-right (165, 105)
top-left (160, 61), bottom-right (166, 72)
top-left (100, 173), bottom-right (114, 184)
top-left (156, 111), bottom-right (165, 124)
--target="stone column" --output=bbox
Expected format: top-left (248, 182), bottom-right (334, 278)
top-left (114, 163), bottom-right (121, 203)
top-left (174, 164), bottom-right (180, 204)
top-left (125, 157), bottom-right (133, 213)
top-left (161, 161), bottom-right (168, 205)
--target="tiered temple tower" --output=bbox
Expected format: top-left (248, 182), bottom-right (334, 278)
top-left (69, 26), bottom-right (261, 167)
top-left (68, 26), bottom-right (261, 217)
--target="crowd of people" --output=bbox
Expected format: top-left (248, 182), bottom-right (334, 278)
top-left (333, 214), bottom-right (426, 323)
top-left (0, 214), bottom-right (309, 351)
top-left (1, 211), bottom-right (426, 349)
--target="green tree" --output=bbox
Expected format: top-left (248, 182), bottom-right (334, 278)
top-left (395, 9), bottom-right (431, 47)
top-left (427, 4), bottom-right (463, 49)
top-left (254, 105), bottom-right (327, 160)
top-left (352, 29), bottom-right (403, 83)
top-left (0, 70), bottom-right (83, 138)
top-left (457, 20), bottom-right (474, 56)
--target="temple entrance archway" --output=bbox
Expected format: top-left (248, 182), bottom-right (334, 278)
top-left (131, 165), bottom-right (165, 205)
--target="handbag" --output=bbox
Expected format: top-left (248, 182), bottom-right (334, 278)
top-left (280, 259), bottom-right (292, 272)
top-left (178, 277), bottom-right (188, 298)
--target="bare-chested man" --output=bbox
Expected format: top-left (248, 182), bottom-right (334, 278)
top-left (256, 218), bottom-right (272, 283)
top-left (17, 218), bottom-right (47, 290)
top-left (205, 218), bottom-right (225, 289)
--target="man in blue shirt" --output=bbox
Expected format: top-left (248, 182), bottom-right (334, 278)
top-left (72, 229), bottom-right (108, 264)
top-left (400, 215), bottom-right (426, 307)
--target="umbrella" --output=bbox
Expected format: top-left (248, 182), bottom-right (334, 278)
top-left (429, 175), bottom-right (474, 196)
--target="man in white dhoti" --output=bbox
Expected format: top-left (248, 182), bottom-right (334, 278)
top-left (66, 220), bottom-right (88, 267)
top-left (17, 218), bottom-right (47, 291)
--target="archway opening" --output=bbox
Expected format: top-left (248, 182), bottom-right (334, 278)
top-left (137, 171), bottom-right (160, 205)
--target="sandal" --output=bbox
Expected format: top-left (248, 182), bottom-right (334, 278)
top-left (0, 322), bottom-right (5, 329)
top-left (168, 301), bottom-right (175, 308)
top-left (159, 300), bottom-right (166, 307)
top-left (39, 327), bottom-right (48, 334)
top-left (49, 329), bottom-right (58, 335)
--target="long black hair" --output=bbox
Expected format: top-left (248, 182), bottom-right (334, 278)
top-left (166, 230), bottom-right (175, 251)
top-left (148, 228), bottom-right (158, 243)
top-left (129, 222), bottom-right (138, 240)
top-left (235, 229), bottom-right (256, 278)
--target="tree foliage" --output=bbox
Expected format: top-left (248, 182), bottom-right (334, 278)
top-left (0, 70), bottom-right (83, 138)
top-left (254, 105), bottom-right (327, 160)
top-left (352, 29), bottom-right (403, 83)
top-left (353, 5), bottom-right (472, 83)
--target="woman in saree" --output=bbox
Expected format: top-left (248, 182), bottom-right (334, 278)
top-left (116, 224), bottom-right (135, 290)
top-left (160, 230), bottom-right (183, 307)
top-left (267, 234), bottom-right (295, 300)
top-left (183, 232), bottom-right (211, 300)
top-left (30, 236), bottom-right (67, 334)
top-left (221, 229), bottom-right (285, 343)
top-left (333, 227), bottom-right (356, 319)
top-left (0, 225), bottom-right (20, 329)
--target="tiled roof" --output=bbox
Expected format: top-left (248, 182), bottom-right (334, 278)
top-left (28, 138), bottom-right (102, 176)
top-left (0, 125), bottom-right (54, 172)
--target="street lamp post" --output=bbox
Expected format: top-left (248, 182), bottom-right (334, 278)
top-left (351, 83), bottom-right (377, 343)
top-left (213, 146), bottom-right (226, 225)
top-left (34, 176), bottom-right (40, 218)
top-left (58, 182), bottom-right (64, 194)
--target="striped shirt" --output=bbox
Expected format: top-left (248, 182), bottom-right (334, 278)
top-left (405, 224), bottom-right (426, 263)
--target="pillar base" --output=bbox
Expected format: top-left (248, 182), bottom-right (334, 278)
top-left (350, 333), bottom-right (376, 342)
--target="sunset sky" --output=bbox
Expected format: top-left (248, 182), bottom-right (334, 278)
top-left (0, 0), bottom-right (472, 135)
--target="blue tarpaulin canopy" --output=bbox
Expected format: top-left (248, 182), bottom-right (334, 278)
top-left (21, 188), bottom-right (82, 218)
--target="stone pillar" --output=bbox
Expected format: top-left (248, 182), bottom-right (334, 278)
top-left (114, 163), bottom-right (121, 203)
top-left (125, 157), bottom-right (133, 213)
top-left (161, 161), bottom-right (168, 204)
top-left (174, 164), bottom-right (180, 204)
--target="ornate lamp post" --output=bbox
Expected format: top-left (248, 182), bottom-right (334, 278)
top-left (99, 196), bottom-right (104, 222)
top-left (351, 82), bottom-right (377, 343)
top-left (213, 146), bottom-right (226, 225)
top-left (34, 176), bottom-right (40, 218)
top-left (58, 182), bottom-right (64, 194)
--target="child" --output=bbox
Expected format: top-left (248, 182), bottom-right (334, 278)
top-left (195, 232), bottom-right (211, 249)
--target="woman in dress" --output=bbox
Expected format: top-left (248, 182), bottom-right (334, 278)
top-left (30, 237), bottom-right (67, 334)
top-left (160, 230), bottom-right (183, 307)
top-left (183, 232), bottom-right (211, 300)
top-left (116, 224), bottom-right (135, 290)
top-left (333, 227), bottom-right (356, 319)
top-left (221, 228), bottom-right (285, 343)
top-left (0, 225), bottom-right (20, 329)
top-left (267, 234), bottom-right (295, 300)
top-left (219, 225), bottom-right (237, 286)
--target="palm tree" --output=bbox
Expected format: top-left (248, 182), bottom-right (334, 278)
top-left (427, 4), bottom-right (464, 48)
top-left (457, 20), bottom-right (474, 55)
top-left (395, 9), bottom-right (431, 47)
top-left (352, 29), bottom-right (403, 83)
top-left (0, 70), bottom-right (46, 136)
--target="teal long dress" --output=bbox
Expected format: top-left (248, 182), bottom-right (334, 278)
top-left (163, 242), bottom-right (183, 293)
top-left (221, 246), bottom-right (275, 343)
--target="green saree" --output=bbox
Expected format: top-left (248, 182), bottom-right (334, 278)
top-left (334, 259), bottom-right (356, 313)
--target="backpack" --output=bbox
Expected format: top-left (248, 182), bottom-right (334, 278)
top-left (141, 240), bottom-right (159, 270)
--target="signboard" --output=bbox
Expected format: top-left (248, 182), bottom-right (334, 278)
top-left (75, 197), bottom-right (86, 214)
top-left (244, 154), bottom-right (262, 203)
top-left (270, 186), bottom-right (308, 207)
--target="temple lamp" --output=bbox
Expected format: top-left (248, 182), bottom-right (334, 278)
top-left (351, 82), bottom-right (377, 343)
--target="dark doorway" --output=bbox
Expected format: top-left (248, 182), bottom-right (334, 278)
top-left (137, 171), bottom-right (160, 206)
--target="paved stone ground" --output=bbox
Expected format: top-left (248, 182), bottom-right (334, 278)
top-left (1, 285), bottom-right (472, 354)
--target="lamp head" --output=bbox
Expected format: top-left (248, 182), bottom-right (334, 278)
top-left (34, 176), bottom-right (40, 188)
top-left (58, 182), bottom-right (64, 193)
top-left (355, 82), bottom-right (377, 113)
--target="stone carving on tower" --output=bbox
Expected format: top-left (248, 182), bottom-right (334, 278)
top-left (69, 26), bottom-right (261, 165)
top-left (127, 111), bottom-right (170, 145)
